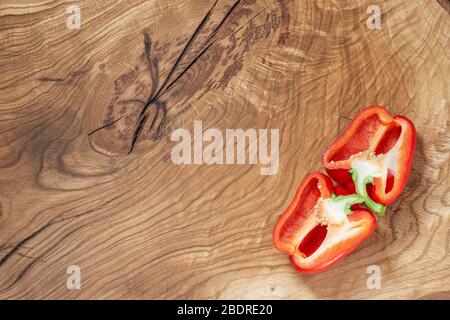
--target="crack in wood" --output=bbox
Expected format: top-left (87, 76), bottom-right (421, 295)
top-left (38, 70), bottom-right (88, 84)
top-left (87, 115), bottom-right (124, 136)
top-left (0, 224), bottom-right (81, 293)
top-left (435, 0), bottom-right (450, 13)
top-left (38, 77), bottom-right (65, 82)
top-left (206, 0), bottom-right (242, 43)
top-left (89, 0), bottom-right (258, 153)
top-left (0, 222), bottom-right (54, 269)
top-left (128, 113), bottom-right (148, 154)
top-left (0, 192), bottom-right (123, 290)
top-left (127, 0), bottom-right (222, 153)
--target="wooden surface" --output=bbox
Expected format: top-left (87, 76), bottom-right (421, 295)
top-left (0, 0), bottom-right (449, 299)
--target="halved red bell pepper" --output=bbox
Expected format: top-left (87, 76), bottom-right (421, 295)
top-left (322, 106), bottom-right (416, 214)
top-left (273, 172), bottom-right (377, 273)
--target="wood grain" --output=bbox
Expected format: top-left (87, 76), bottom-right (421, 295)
top-left (0, 0), bottom-right (448, 299)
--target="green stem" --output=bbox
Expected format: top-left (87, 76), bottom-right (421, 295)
top-left (331, 193), bottom-right (365, 215)
top-left (350, 169), bottom-right (385, 216)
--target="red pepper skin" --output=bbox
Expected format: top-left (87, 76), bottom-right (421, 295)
top-left (273, 173), bottom-right (377, 273)
top-left (322, 106), bottom-right (416, 205)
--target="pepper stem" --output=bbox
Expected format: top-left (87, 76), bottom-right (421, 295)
top-left (331, 193), bottom-right (365, 215)
top-left (350, 169), bottom-right (385, 216)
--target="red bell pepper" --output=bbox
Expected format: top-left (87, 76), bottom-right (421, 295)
top-left (322, 106), bottom-right (416, 215)
top-left (273, 173), bottom-right (377, 273)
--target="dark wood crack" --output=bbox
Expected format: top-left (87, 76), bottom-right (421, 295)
top-left (87, 115), bottom-right (124, 136)
top-left (0, 221), bottom-right (54, 269)
top-left (206, 0), bottom-right (242, 43)
top-left (128, 0), bottom-right (220, 153)
top-left (89, 0), bottom-right (253, 153)
top-left (38, 77), bottom-right (64, 82)
top-left (128, 113), bottom-right (148, 154)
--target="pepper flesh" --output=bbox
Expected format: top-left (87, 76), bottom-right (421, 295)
top-left (323, 106), bottom-right (416, 207)
top-left (273, 173), bottom-right (377, 273)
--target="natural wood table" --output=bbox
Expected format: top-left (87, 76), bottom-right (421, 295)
top-left (0, 0), bottom-right (448, 299)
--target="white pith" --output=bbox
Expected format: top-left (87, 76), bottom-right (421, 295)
top-left (316, 197), bottom-right (349, 226)
top-left (293, 208), bottom-right (364, 265)
top-left (293, 196), bottom-right (358, 263)
top-left (350, 123), bottom-right (406, 191)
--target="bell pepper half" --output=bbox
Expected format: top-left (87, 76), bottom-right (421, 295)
top-left (322, 106), bottom-right (416, 215)
top-left (273, 172), bottom-right (377, 274)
